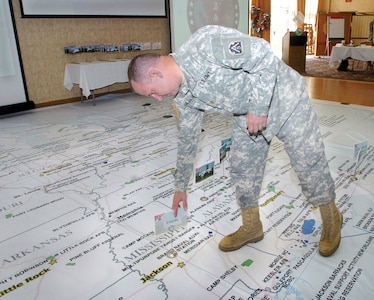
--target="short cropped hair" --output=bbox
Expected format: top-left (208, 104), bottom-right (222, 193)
top-left (127, 53), bottom-right (161, 83)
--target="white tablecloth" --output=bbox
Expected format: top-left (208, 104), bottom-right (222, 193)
top-left (64, 59), bottom-right (131, 98)
top-left (329, 46), bottom-right (374, 67)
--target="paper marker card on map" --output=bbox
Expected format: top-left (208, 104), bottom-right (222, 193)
top-left (354, 141), bottom-right (368, 158)
top-left (154, 209), bottom-right (188, 235)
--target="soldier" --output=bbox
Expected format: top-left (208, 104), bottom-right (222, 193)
top-left (128, 25), bottom-right (342, 257)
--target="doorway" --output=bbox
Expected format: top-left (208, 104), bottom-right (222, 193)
top-left (268, 0), bottom-right (318, 58)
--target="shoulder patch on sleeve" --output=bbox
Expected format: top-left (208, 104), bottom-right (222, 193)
top-left (228, 40), bottom-right (243, 56)
top-left (212, 36), bottom-right (250, 60)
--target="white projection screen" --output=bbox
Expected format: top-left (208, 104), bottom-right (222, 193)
top-left (0, 0), bottom-right (31, 114)
top-left (169, 0), bottom-right (249, 52)
top-left (20, 0), bottom-right (167, 17)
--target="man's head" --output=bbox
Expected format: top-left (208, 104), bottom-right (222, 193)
top-left (128, 54), bottom-right (183, 101)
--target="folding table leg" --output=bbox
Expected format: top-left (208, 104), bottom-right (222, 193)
top-left (92, 90), bottom-right (96, 106)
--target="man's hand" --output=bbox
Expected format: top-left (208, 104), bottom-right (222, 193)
top-left (172, 191), bottom-right (187, 217)
top-left (246, 112), bottom-right (268, 135)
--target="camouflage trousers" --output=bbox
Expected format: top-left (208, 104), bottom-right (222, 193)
top-left (229, 93), bottom-right (336, 208)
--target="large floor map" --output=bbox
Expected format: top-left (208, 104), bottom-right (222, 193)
top-left (0, 94), bottom-right (373, 299)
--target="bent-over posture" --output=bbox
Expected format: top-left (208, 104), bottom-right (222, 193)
top-left (128, 25), bottom-right (342, 257)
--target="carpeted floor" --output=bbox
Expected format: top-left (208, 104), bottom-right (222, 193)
top-left (303, 55), bottom-right (374, 82)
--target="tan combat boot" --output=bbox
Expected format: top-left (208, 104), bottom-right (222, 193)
top-left (319, 200), bottom-right (343, 257)
top-left (219, 206), bottom-right (264, 252)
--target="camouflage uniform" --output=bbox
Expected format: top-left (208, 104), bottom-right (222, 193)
top-left (171, 25), bottom-right (335, 208)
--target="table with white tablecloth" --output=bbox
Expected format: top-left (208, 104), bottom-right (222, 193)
top-left (329, 45), bottom-right (374, 67)
top-left (64, 59), bottom-right (131, 104)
